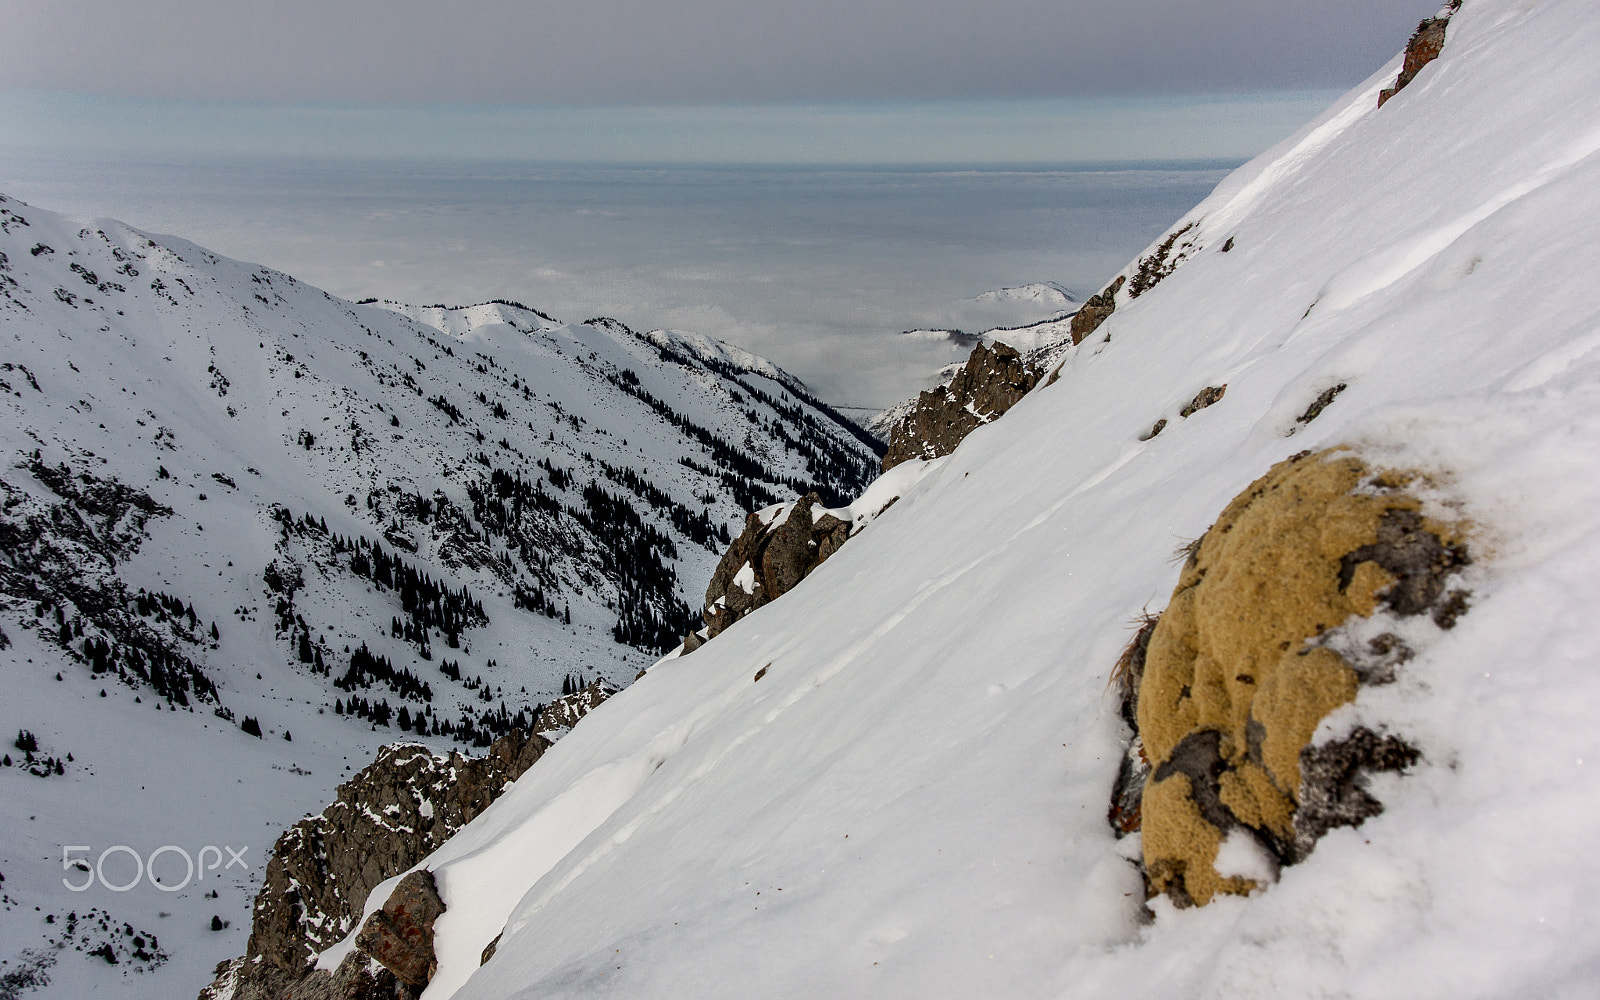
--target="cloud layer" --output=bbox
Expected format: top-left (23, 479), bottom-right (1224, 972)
top-left (3, 0), bottom-right (1443, 104)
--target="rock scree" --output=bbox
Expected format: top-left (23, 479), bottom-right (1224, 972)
top-left (1112, 448), bottom-right (1469, 907)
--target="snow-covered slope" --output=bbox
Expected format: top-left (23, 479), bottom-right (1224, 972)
top-left (0, 199), bottom-right (879, 997)
top-left (340, 3), bottom-right (1600, 997)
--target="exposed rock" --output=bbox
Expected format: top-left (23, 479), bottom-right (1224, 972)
top-left (199, 950), bottom-right (411, 1000)
top-left (1108, 614), bottom-right (1159, 837)
top-left (1128, 223), bottom-right (1199, 299)
top-left (1179, 384), bottom-right (1227, 418)
top-left (1069, 275), bottom-right (1125, 345)
top-left (202, 682), bottom-right (615, 1000)
top-left (1116, 448), bottom-right (1468, 907)
top-left (242, 735), bottom-right (542, 980)
top-left (1294, 728), bottom-right (1422, 859)
top-left (354, 871), bottom-right (444, 987)
top-left (535, 677), bottom-right (619, 734)
top-left (699, 493), bottom-right (852, 641)
top-left (479, 932), bottom-right (502, 967)
top-left (881, 342), bottom-right (1040, 471)
top-left (1379, 8), bottom-right (1456, 108)
top-left (1295, 383), bottom-right (1348, 426)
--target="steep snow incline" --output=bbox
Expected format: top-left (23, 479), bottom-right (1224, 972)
top-left (0, 198), bottom-right (879, 998)
top-left (359, 3), bottom-right (1600, 998)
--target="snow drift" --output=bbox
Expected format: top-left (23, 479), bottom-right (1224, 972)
top-left (332, 1), bottom-right (1600, 996)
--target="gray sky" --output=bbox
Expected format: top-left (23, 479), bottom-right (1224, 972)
top-left (2, 0), bottom-right (1444, 105)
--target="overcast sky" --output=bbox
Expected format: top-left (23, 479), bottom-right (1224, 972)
top-left (3, 0), bottom-right (1444, 106)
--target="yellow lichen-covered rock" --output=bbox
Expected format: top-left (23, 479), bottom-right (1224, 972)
top-left (1135, 448), bottom-right (1467, 906)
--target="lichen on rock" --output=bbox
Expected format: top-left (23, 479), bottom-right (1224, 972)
top-left (1125, 447), bottom-right (1469, 907)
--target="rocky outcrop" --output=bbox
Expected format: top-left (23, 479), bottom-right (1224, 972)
top-left (1069, 276), bottom-right (1124, 345)
top-left (1379, 6), bottom-right (1457, 107)
top-left (1179, 384), bottom-right (1227, 418)
top-left (242, 734), bottom-right (544, 981)
top-left (697, 493), bottom-right (852, 642)
top-left (1127, 223), bottom-right (1198, 300)
top-left (200, 950), bottom-right (413, 1000)
top-left (354, 871), bottom-right (444, 987)
top-left (202, 682), bottom-right (615, 1000)
top-left (1110, 449), bottom-right (1469, 907)
top-left (881, 342), bottom-right (1040, 471)
top-left (535, 677), bottom-right (619, 733)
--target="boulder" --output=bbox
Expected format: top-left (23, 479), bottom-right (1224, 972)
top-left (1118, 448), bottom-right (1469, 906)
top-left (354, 871), bottom-right (444, 987)
top-left (1069, 275), bottom-right (1125, 345)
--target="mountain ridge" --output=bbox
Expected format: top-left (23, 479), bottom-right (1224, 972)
top-left (0, 193), bottom-right (878, 999)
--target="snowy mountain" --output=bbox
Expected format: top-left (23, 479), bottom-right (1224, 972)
top-left (0, 198), bottom-right (879, 998)
top-left (972, 281), bottom-right (1075, 310)
top-left (287, 3), bottom-right (1600, 998)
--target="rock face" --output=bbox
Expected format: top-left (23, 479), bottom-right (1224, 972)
top-left (881, 342), bottom-right (1040, 472)
top-left (699, 493), bottom-right (852, 641)
top-left (1112, 449), bottom-right (1469, 907)
top-left (1379, 9), bottom-right (1455, 107)
top-left (202, 682), bottom-right (615, 1000)
top-left (1069, 275), bottom-right (1125, 345)
top-left (244, 734), bottom-right (545, 980)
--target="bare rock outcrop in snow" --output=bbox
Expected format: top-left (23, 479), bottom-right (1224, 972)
top-left (1068, 275), bottom-right (1124, 345)
top-left (354, 870), bottom-right (445, 988)
top-left (881, 342), bottom-right (1040, 471)
top-left (684, 457), bottom-right (943, 651)
top-left (1380, 5), bottom-right (1458, 107)
top-left (699, 493), bottom-right (853, 642)
top-left (1112, 449), bottom-right (1469, 907)
top-left (204, 683), bottom-right (614, 1000)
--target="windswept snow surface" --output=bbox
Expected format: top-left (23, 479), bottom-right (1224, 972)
top-left (351, 2), bottom-right (1600, 998)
